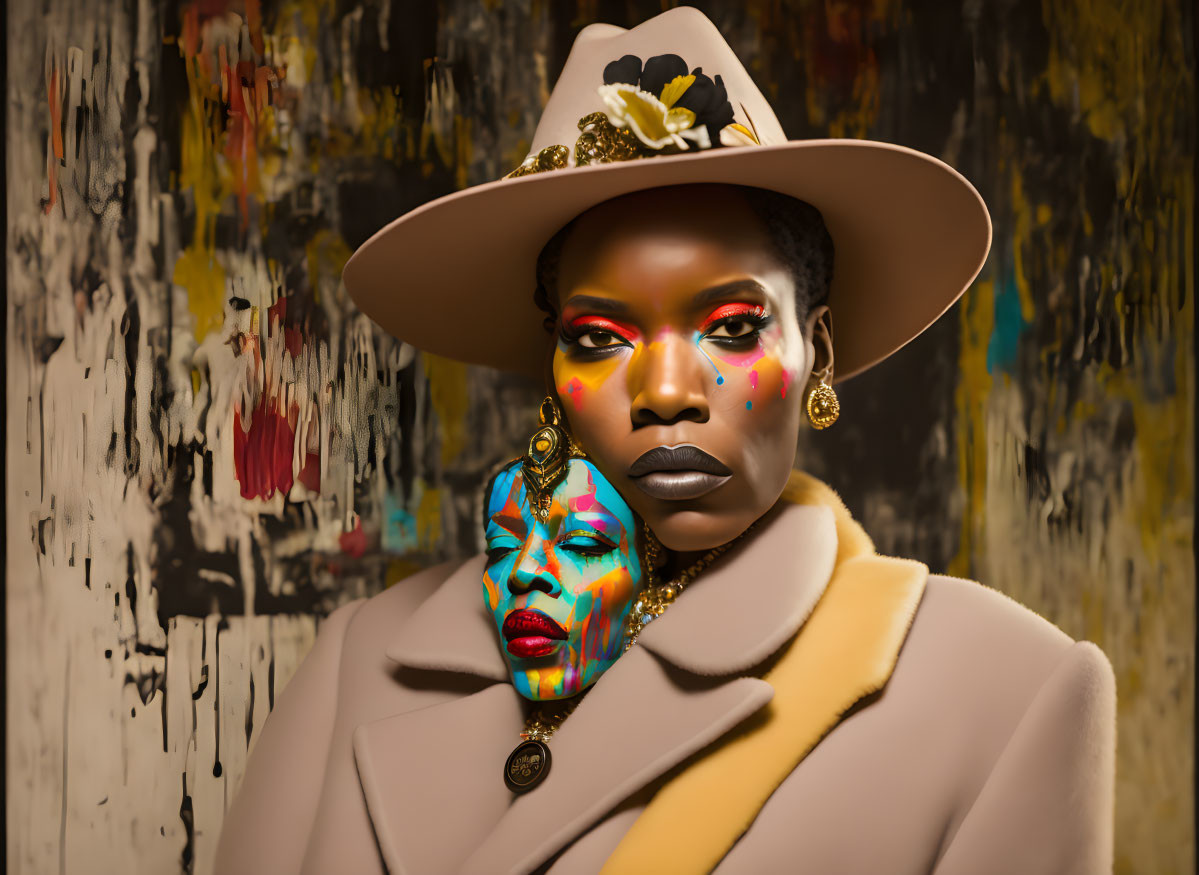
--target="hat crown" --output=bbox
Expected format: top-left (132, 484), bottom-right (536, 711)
top-left (525, 7), bottom-right (786, 166)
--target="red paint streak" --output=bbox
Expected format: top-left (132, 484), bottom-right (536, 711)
top-left (268, 295), bottom-right (304, 358)
top-left (233, 398), bottom-right (296, 500)
top-left (781, 368), bottom-right (791, 399)
top-left (699, 302), bottom-right (765, 331)
top-left (339, 516), bottom-right (368, 558)
top-left (749, 369), bottom-right (759, 390)
top-left (45, 66), bottom-right (62, 214)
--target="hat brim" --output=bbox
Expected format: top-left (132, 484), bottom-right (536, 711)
top-left (342, 139), bottom-right (991, 384)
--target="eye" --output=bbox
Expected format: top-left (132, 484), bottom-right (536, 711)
top-left (700, 304), bottom-right (773, 346)
top-left (705, 318), bottom-right (759, 339)
top-left (485, 538), bottom-right (521, 566)
top-left (559, 532), bottom-right (617, 558)
top-left (561, 316), bottom-right (637, 353)
top-left (577, 330), bottom-right (628, 350)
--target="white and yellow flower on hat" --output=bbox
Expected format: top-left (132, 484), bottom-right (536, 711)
top-left (598, 76), bottom-right (712, 151)
top-left (598, 53), bottom-right (759, 154)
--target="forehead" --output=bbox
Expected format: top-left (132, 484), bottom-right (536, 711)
top-left (557, 184), bottom-right (791, 311)
top-left (486, 460), bottom-right (633, 527)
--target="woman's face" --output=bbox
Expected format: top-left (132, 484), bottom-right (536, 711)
top-left (551, 185), bottom-right (817, 552)
top-left (482, 458), bottom-right (645, 700)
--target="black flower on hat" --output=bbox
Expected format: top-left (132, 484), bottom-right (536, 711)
top-left (599, 53), bottom-right (750, 151)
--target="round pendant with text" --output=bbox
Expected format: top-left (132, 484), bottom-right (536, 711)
top-left (504, 739), bottom-right (551, 793)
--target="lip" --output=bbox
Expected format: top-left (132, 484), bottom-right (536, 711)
top-left (628, 445), bottom-right (733, 478)
top-left (503, 609), bottom-right (567, 658)
top-left (631, 471), bottom-right (731, 501)
top-left (627, 445), bottom-right (733, 501)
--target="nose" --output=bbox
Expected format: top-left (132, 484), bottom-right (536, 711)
top-left (631, 331), bottom-right (710, 428)
top-left (506, 537), bottom-right (559, 597)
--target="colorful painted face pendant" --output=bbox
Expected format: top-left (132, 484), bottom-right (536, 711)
top-left (482, 457), bottom-right (645, 702)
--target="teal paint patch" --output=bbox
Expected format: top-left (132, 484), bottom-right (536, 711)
top-left (383, 495), bottom-right (419, 553)
top-left (987, 273), bottom-right (1027, 373)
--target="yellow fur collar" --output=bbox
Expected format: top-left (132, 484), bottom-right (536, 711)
top-left (601, 470), bottom-right (928, 873)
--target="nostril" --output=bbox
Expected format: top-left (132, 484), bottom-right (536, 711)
top-left (508, 574), bottom-right (555, 596)
top-left (632, 406), bottom-right (705, 428)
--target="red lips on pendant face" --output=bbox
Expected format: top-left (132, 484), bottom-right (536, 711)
top-left (503, 609), bottom-right (568, 658)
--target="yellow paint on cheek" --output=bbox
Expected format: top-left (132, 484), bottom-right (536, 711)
top-left (553, 352), bottom-right (624, 411)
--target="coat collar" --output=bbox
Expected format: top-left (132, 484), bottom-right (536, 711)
top-left (356, 470), bottom-right (900, 875)
top-left (385, 491), bottom-right (842, 681)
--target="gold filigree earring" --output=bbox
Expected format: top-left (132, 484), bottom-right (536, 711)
top-left (805, 366), bottom-right (840, 430)
top-left (522, 397), bottom-right (584, 522)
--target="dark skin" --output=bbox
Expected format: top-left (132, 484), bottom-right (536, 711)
top-left (548, 184), bottom-right (834, 559)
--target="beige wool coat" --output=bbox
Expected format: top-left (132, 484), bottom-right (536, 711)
top-left (215, 487), bottom-right (1116, 875)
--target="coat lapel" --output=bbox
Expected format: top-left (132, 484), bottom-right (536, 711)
top-left (459, 648), bottom-right (774, 875)
top-left (354, 472), bottom-right (852, 875)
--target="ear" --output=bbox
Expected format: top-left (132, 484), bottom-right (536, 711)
top-left (804, 304), bottom-right (835, 379)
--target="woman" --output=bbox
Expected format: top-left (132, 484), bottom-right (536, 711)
top-left (216, 8), bottom-right (1115, 874)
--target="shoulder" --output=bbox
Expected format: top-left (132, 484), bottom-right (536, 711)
top-left (338, 555), bottom-right (473, 642)
top-left (307, 557), bottom-right (473, 665)
top-left (895, 571), bottom-right (1114, 744)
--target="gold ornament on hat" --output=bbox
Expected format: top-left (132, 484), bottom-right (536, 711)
top-left (505, 53), bottom-right (760, 179)
top-left (521, 396), bottom-right (585, 522)
top-left (805, 366), bottom-right (840, 429)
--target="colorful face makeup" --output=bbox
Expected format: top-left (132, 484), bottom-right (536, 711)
top-left (482, 458), bottom-right (645, 701)
top-left (551, 184), bottom-right (821, 552)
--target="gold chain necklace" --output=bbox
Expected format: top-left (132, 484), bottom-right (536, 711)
top-left (623, 520), bottom-right (755, 649)
top-left (503, 522), bottom-right (754, 794)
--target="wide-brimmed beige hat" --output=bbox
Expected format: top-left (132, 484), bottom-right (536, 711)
top-left (342, 6), bottom-right (991, 383)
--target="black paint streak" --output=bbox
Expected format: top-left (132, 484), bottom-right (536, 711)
top-left (245, 673), bottom-right (255, 748)
top-left (178, 774), bottom-right (194, 874)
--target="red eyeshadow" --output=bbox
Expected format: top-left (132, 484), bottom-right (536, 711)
top-left (700, 303), bottom-right (766, 330)
top-left (566, 315), bottom-right (641, 342)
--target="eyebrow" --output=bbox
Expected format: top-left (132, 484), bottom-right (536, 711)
top-left (559, 294), bottom-right (629, 316)
top-left (691, 279), bottom-right (771, 308)
top-left (561, 280), bottom-right (770, 317)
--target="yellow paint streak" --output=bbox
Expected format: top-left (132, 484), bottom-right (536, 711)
top-left (304, 230), bottom-right (352, 306)
top-left (385, 558), bottom-right (425, 588)
top-left (423, 353), bottom-right (470, 465)
top-left (948, 280), bottom-right (994, 579)
top-left (415, 485), bottom-right (442, 552)
top-left (1008, 168), bottom-right (1038, 323)
top-left (174, 245), bottom-right (227, 342)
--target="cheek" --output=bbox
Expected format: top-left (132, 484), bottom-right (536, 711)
top-left (553, 347), bottom-right (626, 416)
top-left (708, 350), bottom-right (796, 413)
top-left (482, 570), bottom-right (503, 611)
top-left (705, 329), bottom-right (801, 413)
top-left (571, 566), bottom-right (635, 649)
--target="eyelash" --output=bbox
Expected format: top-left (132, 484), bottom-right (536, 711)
top-left (560, 319), bottom-right (636, 355)
top-left (701, 312), bottom-right (773, 346)
top-left (484, 537), bottom-right (616, 565)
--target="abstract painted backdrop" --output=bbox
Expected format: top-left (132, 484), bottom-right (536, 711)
top-left (6, 1), bottom-right (1193, 873)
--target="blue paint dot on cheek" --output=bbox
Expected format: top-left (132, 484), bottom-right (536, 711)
top-left (716, 375), bottom-right (724, 385)
top-left (745, 400), bottom-right (753, 410)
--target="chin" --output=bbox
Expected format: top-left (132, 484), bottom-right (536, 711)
top-left (649, 508), bottom-right (753, 553)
